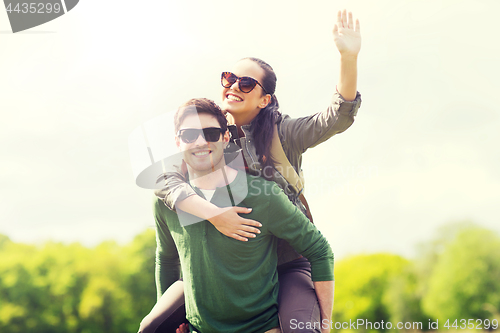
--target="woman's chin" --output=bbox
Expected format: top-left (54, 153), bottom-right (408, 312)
top-left (222, 103), bottom-right (237, 114)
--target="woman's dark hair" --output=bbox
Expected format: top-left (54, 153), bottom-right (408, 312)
top-left (242, 57), bottom-right (281, 179)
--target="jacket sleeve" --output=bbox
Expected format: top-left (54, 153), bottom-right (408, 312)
top-left (153, 198), bottom-right (182, 300)
top-left (266, 185), bottom-right (334, 281)
top-left (154, 166), bottom-right (198, 211)
top-left (279, 91), bottom-right (361, 154)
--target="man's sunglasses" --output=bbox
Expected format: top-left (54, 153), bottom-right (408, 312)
top-left (177, 127), bottom-right (226, 144)
top-left (221, 72), bottom-right (268, 94)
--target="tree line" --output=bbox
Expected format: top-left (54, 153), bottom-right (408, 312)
top-left (332, 222), bottom-right (500, 332)
top-left (0, 230), bottom-right (156, 333)
top-left (1, 222), bottom-right (499, 332)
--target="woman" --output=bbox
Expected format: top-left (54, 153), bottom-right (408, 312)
top-left (142, 10), bottom-right (361, 333)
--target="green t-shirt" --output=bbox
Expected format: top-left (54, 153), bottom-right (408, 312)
top-left (154, 171), bottom-right (333, 333)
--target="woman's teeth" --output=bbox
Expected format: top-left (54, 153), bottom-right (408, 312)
top-left (227, 95), bottom-right (242, 102)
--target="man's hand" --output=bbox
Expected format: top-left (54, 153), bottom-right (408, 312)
top-left (333, 10), bottom-right (361, 58)
top-left (176, 323), bottom-right (189, 333)
top-left (209, 207), bottom-right (262, 242)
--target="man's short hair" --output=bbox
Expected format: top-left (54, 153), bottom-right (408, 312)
top-left (174, 98), bottom-right (228, 133)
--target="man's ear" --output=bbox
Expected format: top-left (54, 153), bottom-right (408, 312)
top-left (258, 94), bottom-right (272, 109)
top-left (175, 136), bottom-right (181, 150)
top-left (222, 129), bottom-right (230, 147)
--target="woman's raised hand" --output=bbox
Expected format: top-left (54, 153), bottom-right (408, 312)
top-left (208, 206), bottom-right (262, 242)
top-left (333, 10), bottom-right (361, 58)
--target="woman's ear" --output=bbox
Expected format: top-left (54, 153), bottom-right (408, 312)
top-left (258, 94), bottom-right (271, 109)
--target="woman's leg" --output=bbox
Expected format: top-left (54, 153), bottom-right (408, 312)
top-left (138, 281), bottom-right (189, 333)
top-left (154, 304), bottom-right (188, 333)
top-left (278, 257), bottom-right (321, 333)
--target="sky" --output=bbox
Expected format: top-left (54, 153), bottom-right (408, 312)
top-left (1, 0), bottom-right (499, 259)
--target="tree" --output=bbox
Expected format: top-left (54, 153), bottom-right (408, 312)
top-left (332, 253), bottom-right (409, 332)
top-left (382, 263), bottom-right (429, 329)
top-left (421, 225), bottom-right (500, 323)
top-left (0, 229), bottom-right (157, 333)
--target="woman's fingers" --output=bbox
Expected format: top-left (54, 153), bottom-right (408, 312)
top-left (211, 206), bottom-right (262, 241)
top-left (230, 234), bottom-right (250, 242)
top-left (235, 221), bottom-right (262, 238)
top-left (348, 11), bottom-right (353, 29)
top-left (231, 227), bottom-right (260, 242)
top-left (332, 23), bottom-right (339, 37)
top-left (234, 230), bottom-right (257, 239)
top-left (336, 9), bottom-right (358, 31)
top-left (336, 10), bottom-right (342, 28)
top-left (355, 18), bottom-right (361, 32)
top-left (241, 222), bottom-right (261, 235)
top-left (232, 207), bottom-right (262, 226)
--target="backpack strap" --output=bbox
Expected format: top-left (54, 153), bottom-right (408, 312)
top-left (271, 124), bottom-right (313, 222)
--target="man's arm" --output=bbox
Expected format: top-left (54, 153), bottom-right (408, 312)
top-left (266, 182), bottom-right (334, 322)
top-left (267, 187), bottom-right (334, 281)
top-left (153, 198), bottom-right (181, 298)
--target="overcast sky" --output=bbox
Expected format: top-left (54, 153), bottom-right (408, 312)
top-left (1, 0), bottom-right (499, 259)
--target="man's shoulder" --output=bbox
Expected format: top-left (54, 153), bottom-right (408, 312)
top-left (241, 173), bottom-right (289, 209)
top-left (152, 196), bottom-right (178, 221)
top-left (243, 173), bottom-right (281, 191)
top-left (152, 195), bottom-right (166, 211)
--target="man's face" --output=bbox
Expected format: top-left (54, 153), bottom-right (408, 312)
top-left (176, 113), bottom-right (229, 174)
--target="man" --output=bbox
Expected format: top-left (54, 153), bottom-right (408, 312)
top-left (141, 98), bottom-right (334, 333)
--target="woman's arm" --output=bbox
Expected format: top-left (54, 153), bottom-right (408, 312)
top-left (176, 195), bottom-right (261, 242)
top-left (277, 10), bottom-right (361, 156)
top-left (155, 170), bottom-right (261, 242)
top-left (334, 10), bottom-right (361, 101)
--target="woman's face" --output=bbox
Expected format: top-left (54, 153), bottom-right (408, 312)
top-left (221, 59), bottom-right (270, 121)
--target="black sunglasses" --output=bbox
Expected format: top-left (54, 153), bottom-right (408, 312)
top-left (177, 127), bottom-right (225, 144)
top-left (221, 72), bottom-right (268, 94)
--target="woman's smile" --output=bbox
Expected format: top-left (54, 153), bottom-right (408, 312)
top-left (225, 93), bottom-right (243, 102)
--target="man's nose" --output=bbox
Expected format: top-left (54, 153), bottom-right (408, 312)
top-left (193, 133), bottom-right (208, 146)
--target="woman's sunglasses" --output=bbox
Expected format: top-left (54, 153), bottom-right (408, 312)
top-left (177, 127), bottom-right (225, 144)
top-left (221, 72), bottom-right (268, 94)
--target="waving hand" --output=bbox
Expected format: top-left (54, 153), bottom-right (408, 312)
top-left (333, 10), bottom-right (361, 58)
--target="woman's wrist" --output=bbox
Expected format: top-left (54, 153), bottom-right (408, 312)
top-left (176, 195), bottom-right (221, 221)
top-left (205, 205), bottom-right (224, 222)
top-left (340, 53), bottom-right (358, 61)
